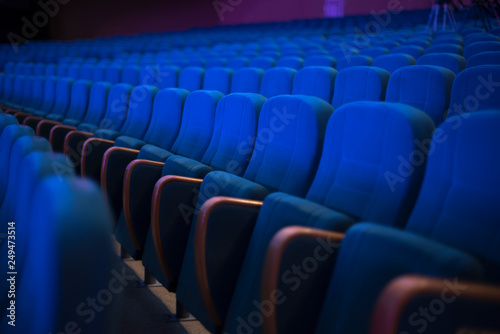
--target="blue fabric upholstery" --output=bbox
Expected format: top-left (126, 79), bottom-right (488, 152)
top-left (64, 81), bottom-right (111, 127)
top-left (24, 76), bottom-right (45, 112)
top-left (227, 57), bottom-right (250, 70)
top-left (386, 65), bottom-right (455, 126)
top-left (157, 65), bottom-right (180, 89)
top-left (392, 45), bottom-right (425, 59)
top-left (0, 114), bottom-right (18, 135)
top-left (292, 66), bottom-right (337, 103)
top-left (179, 66), bottom-right (205, 91)
top-left (416, 53), bottom-right (466, 74)
top-left (105, 65), bottom-right (122, 84)
top-left (203, 67), bottom-right (233, 94)
top-left (276, 56), bottom-right (303, 70)
top-left (336, 55), bottom-right (373, 71)
top-left (249, 56), bottom-right (276, 70)
top-left (425, 43), bottom-right (464, 55)
top-left (464, 41), bottom-right (500, 59)
top-left (43, 78), bottom-right (74, 121)
top-left (0, 74), bottom-right (14, 104)
top-left (122, 64), bottom-right (140, 85)
top-left (360, 47), bottom-right (390, 58)
top-left (406, 111), bottom-right (500, 281)
top-left (447, 65), bottom-right (500, 117)
top-left (66, 63), bottom-right (81, 79)
top-left (58, 80), bottom-right (92, 123)
top-left (466, 51), bottom-right (500, 68)
top-left (331, 66), bottom-right (390, 108)
top-left (231, 67), bottom-right (264, 93)
top-left (303, 55), bottom-right (337, 68)
top-left (314, 223), bottom-right (483, 334)
top-left (259, 67), bottom-right (296, 98)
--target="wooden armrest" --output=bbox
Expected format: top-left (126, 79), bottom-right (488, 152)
top-left (370, 275), bottom-right (500, 334)
top-left (81, 138), bottom-right (115, 178)
top-left (49, 124), bottom-right (77, 146)
top-left (22, 115), bottom-right (43, 125)
top-left (5, 109), bottom-right (22, 115)
top-left (151, 175), bottom-right (203, 283)
top-left (262, 226), bottom-right (344, 334)
top-left (63, 130), bottom-right (93, 155)
top-left (194, 196), bottom-right (264, 327)
top-left (36, 119), bottom-right (61, 136)
top-left (100, 146), bottom-right (140, 197)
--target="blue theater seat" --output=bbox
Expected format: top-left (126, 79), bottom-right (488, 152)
top-left (179, 66), bottom-right (205, 91)
top-left (303, 55), bottom-right (337, 68)
top-left (385, 65), bottom-right (455, 126)
top-left (36, 80), bottom-right (92, 139)
top-left (259, 67), bottom-right (296, 98)
top-left (464, 41), bottom-right (500, 59)
top-left (92, 63), bottom-right (106, 81)
top-left (360, 47), bottom-right (390, 59)
top-left (189, 101), bottom-right (435, 333)
top-left (416, 53), bottom-right (466, 74)
top-left (276, 56), bottom-right (303, 70)
top-left (447, 65), bottom-right (500, 117)
top-left (157, 65), bottom-right (180, 89)
top-left (227, 57), bottom-right (250, 70)
top-left (392, 45), bottom-right (425, 59)
top-left (202, 67), bottom-right (233, 94)
top-left (292, 66), bottom-right (337, 102)
top-left (336, 55), bottom-right (373, 71)
top-left (331, 66), bottom-right (390, 108)
top-left (249, 56), bottom-right (276, 70)
top-left (33, 63), bottom-right (46, 76)
top-left (230, 67), bottom-right (264, 93)
top-left (424, 43), bottom-right (464, 55)
top-left (105, 64), bottom-right (123, 84)
top-left (466, 51), bottom-right (500, 68)
top-left (176, 95), bottom-right (333, 331)
top-left (122, 64), bottom-right (141, 85)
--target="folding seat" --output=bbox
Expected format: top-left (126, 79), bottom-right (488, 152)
top-left (424, 43), bottom-right (464, 55)
top-left (416, 53), bottom-right (466, 74)
top-left (293, 110), bottom-right (500, 334)
top-left (402, 39), bottom-right (430, 49)
top-left (13, 62), bottom-right (25, 75)
top-left (292, 66), bottom-right (337, 102)
top-left (371, 40), bottom-right (399, 49)
top-left (79, 63), bottom-right (95, 81)
top-left (36, 80), bottom-right (92, 139)
top-left (0, 114), bottom-right (18, 136)
top-left (140, 64), bottom-right (158, 86)
top-left (3, 175), bottom-right (116, 334)
top-left (176, 100), bottom-right (434, 333)
top-left (105, 64), bottom-right (123, 84)
top-left (115, 92), bottom-right (257, 263)
top-left (249, 57), bottom-right (276, 70)
top-left (178, 66), bottom-right (205, 91)
top-left (0, 124), bottom-right (34, 205)
top-left (466, 51), bottom-right (500, 68)
top-left (63, 83), bottom-right (132, 172)
top-left (227, 57), bottom-right (250, 70)
top-left (122, 64), bottom-right (141, 85)
top-left (3, 61), bottom-right (15, 74)
top-left (4, 75), bottom-right (26, 109)
top-left (22, 62), bottom-right (34, 75)
top-left (464, 41), bottom-right (500, 59)
top-left (230, 68), bottom-right (264, 94)
top-left (12, 76), bottom-right (53, 123)
top-left (0, 136), bottom-right (51, 231)
top-left (386, 65), bottom-right (455, 126)
top-left (276, 57), bottom-right (303, 70)
top-left (188, 58), bottom-right (206, 68)
top-left (202, 67), bottom-right (233, 94)
top-left (92, 63), bottom-right (107, 81)
top-left (360, 47), bottom-right (390, 59)
top-left (23, 78), bottom-right (74, 131)
top-left (0, 74), bottom-right (14, 107)
top-left (303, 55), bottom-right (336, 68)
top-left (33, 63), bottom-right (45, 76)
top-left (447, 65), bottom-right (500, 118)
top-left (432, 35), bottom-right (464, 47)
top-left (391, 45), bottom-right (424, 59)
top-left (336, 55), bottom-right (373, 71)
top-left (206, 58), bottom-right (227, 68)
top-left (331, 66), bottom-right (390, 109)
top-left (56, 63), bottom-right (69, 77)
top-left (44, 63), bottom-right (57, 77)
top-left (259, 67), bottom-right (296, 98)
top-left (171, 58), bottom-right (189, 68)
top-left (157, 65), bottom-right (180, 89)
top-left (464, 33), bottom-right (500, 46)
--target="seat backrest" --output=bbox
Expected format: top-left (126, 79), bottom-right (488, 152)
top-left (11, 75), bottom-right (26, 105)
top-left (392, 45), bottom-right (425, 59)
top-left (406, 111), bottom-right (500, 280)
top-left (425, 43), bottom-right (464, 55)
top-left (259, 67), bottom-right (296, 98)
top-left (157, 65), bottom-right (180, 89)
top-left (79, 63), bottom-right (94, 81)
top-left (16, 176), bottom-right (115, 334)
top-left (336, 55), bottom-right (373, 71)
top-left (416, 53), bottom-right (466, 74)
top-left (78, 81), bottom-right (112, 126)
top-left (44, 63), bottom-right (57, 77)
top-left (292, 66), bottom-right (338, 103)
top-left (67, 63), bottom-right (81, 79)
top-left (0, 74), bottom-right (14, 101)
top-left (243, 95), bottom-right (333, 197)
top-left (122, 64), bottom-right (141, 85)
top-left (141, 88), bottom-right (190, 149)
top-left (360, 47), bottom-right (390, 59)
top-left (447, 65), bottom-right (500, 117)
top-left (227, 57), bottom-right (250, 70)
top-left (307, 101), bottom-right (435, 225)
top-left (28, 76), bottom-right (46, 110)
top-left (179, 66), bottom-right (205, 91)
top-left (64, 80), bottom-right (92, 121)
top-left (38, 76), bottom-right (58, 113)
top-left (200, 93), bottom-right (267, 174)
top-left (0, 114), bottom-right (18, 136)
top-left (385, 65), bottom-right (455, 126)
top-left (332, 66), bottom-right (390, 109)
top-left (203, 67), bottom-right (233, 94)
top-left (118, 85), bottom-right (159, 139)
top-left (464, 41), bottom-right (500, 59)
top-left (96, 83), bottom-right (134, 132)
top-left (105, 65), bottom-right (122, 84)
top-left (21, 75), bottom-right (33, 106)
top-left (92, 63), bottom-right (106, 82)
top-left (49, 78), bottom-right (74, 117)
top-left (466, 51), bottom-right (500, 68)
top-left (230, 67), bottom-right (264, 94)
top-left (303, 55), bottom-right (337, 68)
top-left (249, 56), bottom-right (276, 70)
top-left (276, 56), bottom-right (304, 70)
top-left (139, 64), bottom-right (157, 86)
top-left (170, 90), bottom-right (225, 160)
